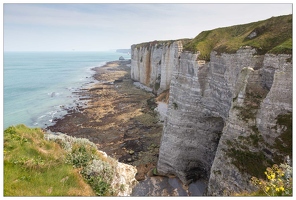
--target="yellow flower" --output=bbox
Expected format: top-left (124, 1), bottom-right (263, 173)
top-left (271, 174), bottom-right (275, 179)
top-left (265, 187), bottom-right (270, 192)
top-left (267, 175), bottom-right (271, 180)
top-left (276, 188), bottom-right (280, 192)
top-left (280, 187), bottom-right (284, 191)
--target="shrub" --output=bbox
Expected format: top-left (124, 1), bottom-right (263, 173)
top-left (45, 132), bottom-right (118, 196)
top-left (80, 159), bottom-right (115, 196)
top-left (251, 158), bottom-right (292, 196)
top-left (66, 145), bottom-right (94, 168)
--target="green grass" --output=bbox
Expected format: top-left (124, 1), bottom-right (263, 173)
top-left (4, 124), bottom-right (125, 196)
top-left (4, 162), bottom-right (89, 196)
top-left (132, 38), bottom-right (191, 49)
top-left (132, 15), bottom-right (292, 61)
top-left (183, 14), bottom-right (292, 60)
top-left (4, 124), bottom-right (95, 196)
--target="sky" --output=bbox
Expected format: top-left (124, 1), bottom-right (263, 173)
top-left (2, 2), bottom-right (293, 51)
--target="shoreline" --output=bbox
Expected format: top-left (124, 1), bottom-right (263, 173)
top-left (46, 59), bottom-right (163, 181)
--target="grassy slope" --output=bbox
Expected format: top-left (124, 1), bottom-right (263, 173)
top-left (183, 14), bottom-right (292, 60)
top-left (132, 15), bottom-right (291, 61)
top-left (3, 124), bottom-right (95, 196)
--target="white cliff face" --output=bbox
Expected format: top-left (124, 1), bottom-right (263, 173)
top-left (131, 41), bottom-right (292, 195)
top-left (131, 41), bottom-right (183, 94)
top-left (157, 49), bottom-right (263, 183)
top-left (207, 53), bottom-right (292, 195)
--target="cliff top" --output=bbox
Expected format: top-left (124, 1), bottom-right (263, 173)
top-left (183, 14), bottom-right (292, 60)
top-left (132, 38), bottom-right (191, 49)
top-left (131, 14), bottom-right (292, 61)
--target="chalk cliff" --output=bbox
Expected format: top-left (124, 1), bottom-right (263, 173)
top-left (130, 14), bottom-right (292, 195)
top-left (131, 40), bottom-right (185, 94)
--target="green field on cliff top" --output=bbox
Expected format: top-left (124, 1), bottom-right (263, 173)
top-left (134, 14), bottom-right (292, 61)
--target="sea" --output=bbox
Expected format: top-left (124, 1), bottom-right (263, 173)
top-left (3, 51), bottom-right (131, 130)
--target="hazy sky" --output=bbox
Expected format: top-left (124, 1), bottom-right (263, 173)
top-left (3, 3), bottom-right (292, 51)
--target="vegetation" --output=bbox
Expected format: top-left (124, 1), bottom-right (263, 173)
top-left (271, 112), bottom-right (292, 164)
top-left (234, 83), bottom-right (269, 122)
top-left (45, 130), bottom-right (119, 196)
top-left (4, 124), bottom-right (95, 196)
top-left (226, 146), bottom-right (271, 179)
top-left (251, 161), bottom-right (292, 196)
top-left (133, 38), bottom-right (191, 49)
top-left (225, 112), bottom-right (292, 179)
top-left (4, 124), bottom-right (123, 196)
top-left (183, 14), bottom-right (292, 61)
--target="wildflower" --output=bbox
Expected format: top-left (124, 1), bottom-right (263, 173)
top-left (251, 161), bottom-right (292, 196)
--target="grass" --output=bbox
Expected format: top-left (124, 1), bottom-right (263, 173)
top-left (183, 14), bottom-right (292, 61)
top-left (4, 124), bottom-right (128, 196)
top-left (4, 124), bottom-right (95, 196)
top-left (132, 38), bottom-right (191, 49)
top-left (132, 15), bottom-right (292, 62)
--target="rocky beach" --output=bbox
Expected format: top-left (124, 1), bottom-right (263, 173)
top-left (46, 59), bottom-right (163, 182)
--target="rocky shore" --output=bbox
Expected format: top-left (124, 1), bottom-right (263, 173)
top-left (46, 60), bottom-right (162, 181)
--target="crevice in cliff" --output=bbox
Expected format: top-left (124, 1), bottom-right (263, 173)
top-left (222, 63), bottom-right (289, 180)
top-left (232, 67), bottom-right (270, 122)
top-left (197, 64), bottom-right (209, 96)
top-left (145, 49), bottom-right (152, 86)
top-left (183, 116), bottom-right (225, 184)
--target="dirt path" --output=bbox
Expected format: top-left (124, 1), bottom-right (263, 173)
top-left (47, 60), bottom-right (162, 181)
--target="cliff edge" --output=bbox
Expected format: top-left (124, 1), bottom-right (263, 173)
top-left (130, 14), bottom-right (292, 195)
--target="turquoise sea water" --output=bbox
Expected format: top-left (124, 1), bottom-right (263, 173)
top-left (3, 51), bottom-right (130, 129)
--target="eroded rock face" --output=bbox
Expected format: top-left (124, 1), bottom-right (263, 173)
top-left (131, 43), bottom-right (292, 195)
top-left (131, 41), bottom-right (183, 94)
top-left (207, 53), bottom-right (292, 195)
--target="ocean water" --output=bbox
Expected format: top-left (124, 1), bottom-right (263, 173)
top-left (3, 51), bottom-right (130, 129)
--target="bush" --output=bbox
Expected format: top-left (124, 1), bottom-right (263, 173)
top-left (66, 145), bottom-right (94, 168)
top-left (80, 159), bottom-right (115, 196)
top-left (251, 158), bottom-right (292, 196)
top-left (45, 133), bottom-right (117, 196)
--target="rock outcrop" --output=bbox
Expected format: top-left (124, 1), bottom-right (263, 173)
top-left (131, 43), bottom-right (292, 195)
top-left (132, 43), bottom-right (292, 195)
top-left (131, 40), bottom-right (184, 94)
